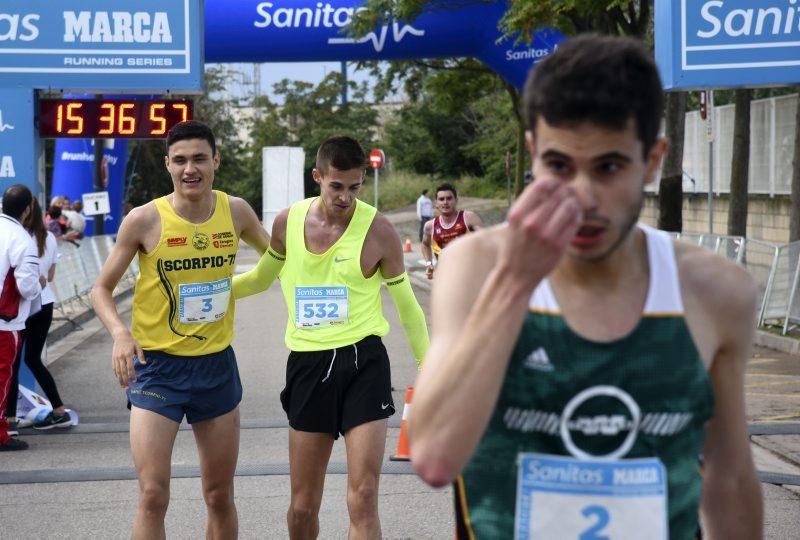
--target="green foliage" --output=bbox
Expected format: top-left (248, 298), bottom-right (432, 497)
top-left (248, 72), bottom-right (380, 198)
top-left (382, 100), bottom-right (482, 178)
top-left (461, 91), bottom-right (518, 186)
top-left (125, 65), bottom-right (253, 209)
top-left (358, 169), bottom-right (434, 210)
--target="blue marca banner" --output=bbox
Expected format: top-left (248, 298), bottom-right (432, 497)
top-left (51, 138), bottom-right (128, 236)
top-left (0, 0), bottom-right (202, 92)
top-left (204, 0), bottom-right (564, 90)
top-left (656, 0), bottom-right (800, 89)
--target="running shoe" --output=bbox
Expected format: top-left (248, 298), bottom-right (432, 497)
top-left (32, 411), bottom-right (72, 430)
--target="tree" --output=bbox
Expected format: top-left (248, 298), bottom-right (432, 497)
top-left (355, 2), bottom-right (672, 203)
top-left (247, 72), bottom-right (380, 197)
top-left (125, 66), bottom-right (250, 209)
top-left (727, 89), bottom-right (751, 237)
top-left (658, 92), bottom-right (686, 232)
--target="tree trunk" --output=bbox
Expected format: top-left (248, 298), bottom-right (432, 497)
top-left (790, 91), bottom-right (800, 242)
top-left (728, 89), bottom-right (751, 237)
top-left (514, 120), bottom-right (527, 197)
top-left (503, 83), bottom-right (527, 198)
top-left (657, 91), bottom-right (687, 232)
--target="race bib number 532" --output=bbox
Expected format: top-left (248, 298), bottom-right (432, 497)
top-left (295, 286), bottom-right (348, 328)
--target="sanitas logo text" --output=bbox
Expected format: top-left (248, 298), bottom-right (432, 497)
top-left (253, 2), bottom-right (424, 53)
top-left (254, 2), bottom-right (367, 29)
top-left (697, 0), bottom-right (800, 39)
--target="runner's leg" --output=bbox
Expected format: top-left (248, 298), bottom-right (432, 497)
top-left (130, 406), bottom-right (180, 540)
top-left (344, 418), bottom-right (388, 540)
top-left (287, 428), bottom-right (335, 539)
top-left (191, 406), bottom-right (240, 539)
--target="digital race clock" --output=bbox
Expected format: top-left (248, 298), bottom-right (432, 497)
top-left (38, 98), bottom-right (193, 139)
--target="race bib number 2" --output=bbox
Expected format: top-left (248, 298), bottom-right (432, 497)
top-left (178, 278), bottom-right (231, 324)
top-left (295, 286), bottom-right (348, 328)
top-left (515, 454), bottom-right (668, 540)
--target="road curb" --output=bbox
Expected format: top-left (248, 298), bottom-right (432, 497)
top-left (754, 329), bottom-right (800, 356)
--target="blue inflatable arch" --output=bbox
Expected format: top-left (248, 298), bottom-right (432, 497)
top-left (204, 0), bottom-right (563, 90)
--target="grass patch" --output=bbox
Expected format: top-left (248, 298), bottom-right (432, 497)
top-left (358, 170), bottom-right (507, 211)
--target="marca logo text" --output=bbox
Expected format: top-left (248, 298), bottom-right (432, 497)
top-left (0, 11), bottom-right (172, 43)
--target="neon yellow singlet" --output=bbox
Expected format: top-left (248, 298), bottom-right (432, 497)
top-left (280, 197), bottom-right (389, 351)
top-left (132, 191), bottom-right (239, 356)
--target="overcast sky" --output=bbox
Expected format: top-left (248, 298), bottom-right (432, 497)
top-left (213, 61), bottom-right (397, 104)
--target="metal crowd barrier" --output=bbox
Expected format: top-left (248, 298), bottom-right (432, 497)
top-left (50, 235), bottom-right (137, 322)
top-left (670, 232), bottom-right (800, 335)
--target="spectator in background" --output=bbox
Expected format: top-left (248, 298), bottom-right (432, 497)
top-left (47, 196), bottom-right (68, 229)
top-left (5, 198), bottom-right (71, 431)
top-left (0, 185), bottom-right (44, 452)
top-left (416, 189), bottom-right (433, 242)
top-left (47, 205), bottom-right (80, 244)
top-left (62, 200), bottom-right (86, 237)
top-left (46, 205), bottom-right (65, 237)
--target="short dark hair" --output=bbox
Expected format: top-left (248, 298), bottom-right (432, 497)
top-left (166, 120), bottom-right (217, 155)
top-left (48, 205), bottom-right (62, 219)
top-left (315, 136), bottom-right (367, 175)
top-left (421, 189), bottom-right (429, 195)
top-left (524, 34), bottom-right (663, 155)
top-left (2, 184), bottom-right (33, 220)
top-left (435, 183), bottom-right (457, 199)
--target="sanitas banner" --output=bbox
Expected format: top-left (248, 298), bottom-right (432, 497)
top-left (656, 0), bottom-right (800, 89)
top-left (204, 0), bottom-right (564, 89)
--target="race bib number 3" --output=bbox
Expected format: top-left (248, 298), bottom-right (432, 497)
top-left (295, 286), bottom-right (348, 328)
top-left (178, 278), bottom-right (231, 324)
top-left (515, 454), bottom-right (668, 540)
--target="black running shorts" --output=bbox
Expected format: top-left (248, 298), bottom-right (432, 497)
top-left (280, 335), bottom-right (395, 438)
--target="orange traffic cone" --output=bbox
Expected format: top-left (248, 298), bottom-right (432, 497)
top-left (404, 237), bottom-right (412, 253)
top-left (390, 386), bottom-right (414, 461)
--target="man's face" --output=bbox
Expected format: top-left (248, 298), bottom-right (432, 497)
top-left (435, 190), bottom-right (457, 216)
top-left (528, 117), bottom-right (667, 262)
top-left (165, 138), bottom-right (219, 197)
top-left (313, 165), bottom-right (364, 215)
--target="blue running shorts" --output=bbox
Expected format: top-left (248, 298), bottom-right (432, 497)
top-left (127, 345), bottom-right (242, 424)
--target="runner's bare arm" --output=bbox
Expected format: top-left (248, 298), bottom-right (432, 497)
top-left (230, 196), bottom-right (270, 254)
top-left (410, 178), bottom-right (582, 487)
top-left (91, 205), bottom-right (150, 389)
top-left (466, 210), bottom-right (483, 231)
top-left (697, 261), bottom-right (763, 539)
top-left (421, 219), bottom-right (435, 278)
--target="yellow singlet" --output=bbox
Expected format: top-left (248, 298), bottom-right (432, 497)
top-left (132, 191), bottom-right (239, 356)
top-left (280, 197), bottom-right (389, 351)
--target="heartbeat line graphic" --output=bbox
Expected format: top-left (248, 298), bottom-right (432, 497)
top-left (328, 22), bottom-right (425, 53)
top-left (0, 110), bottom-right (14, 132)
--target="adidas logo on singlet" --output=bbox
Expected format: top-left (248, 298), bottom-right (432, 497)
top-left (524, 347), bottom-right (553, 372)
